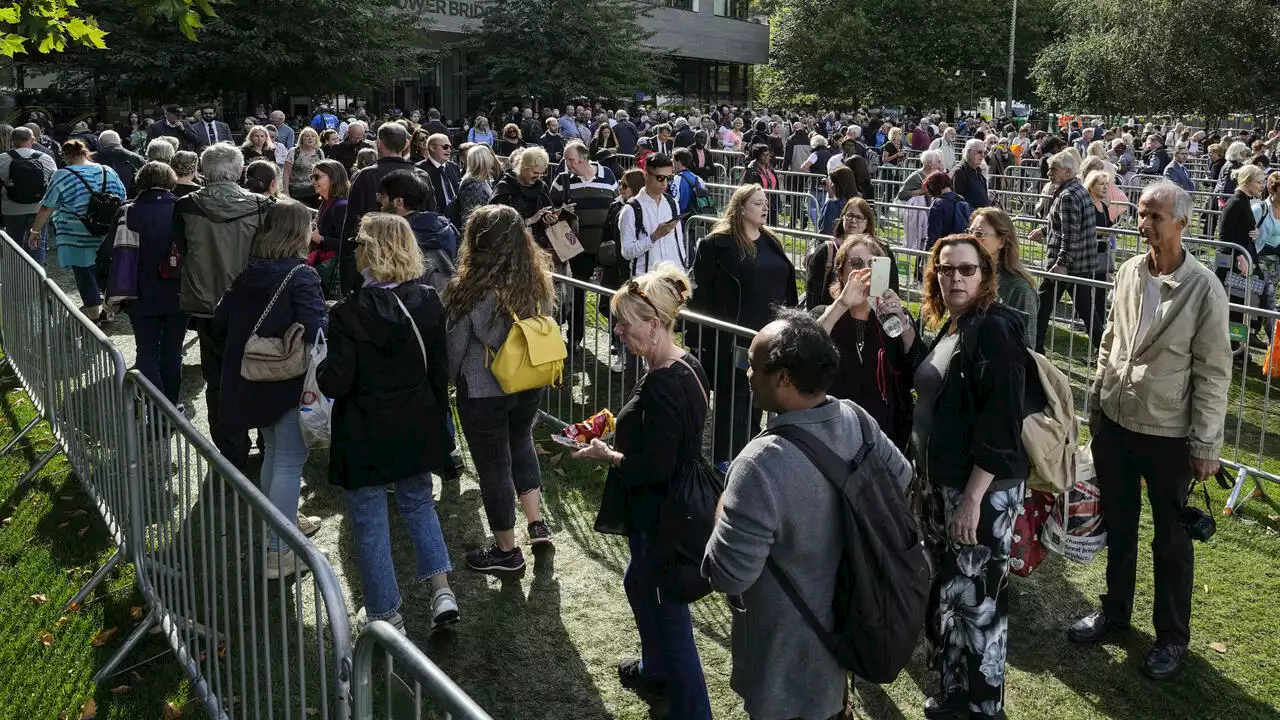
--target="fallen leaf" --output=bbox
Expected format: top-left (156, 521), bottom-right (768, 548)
top-left (306, 708), bottom-right (319, 718)
top-left (0, 516), bottom-right (12, 525)
top-left (552, 468), bottom-right (566, 477)
top-left (56, 522), bottom-right (69, 530)
top-left (65, 509), bottom-right (87, 518)
top-left (534, 445), bottom-right (551, 456)
top-left (55, 616), bottom-right (70, 627)
top-left (1210, 642), bottom-right (1228, 654)
top-left (549, 453), bottom-right (563, 467)
top-left (30, 593), bottom-right (48, 605)
top-left (90, 627), bottom-right (118, 647)
top-left (447, 514), bottom-right (457, 519)
top-left (59, 712), bottom-right (68, 720)
top-left (80, 698), bottom-right (96, 719)
top-left (77, 527), bottom-right (89, 537)
top-left (162, 702), bottom-right (183, 720)
top-left (39, 630), bottom-right (54, 646)
top-left (109, 685), bottom-right (130, 694)
top-left (66, 601), bottom-right (80, 613)
top-left (129, 605), bottom-right (145, 620)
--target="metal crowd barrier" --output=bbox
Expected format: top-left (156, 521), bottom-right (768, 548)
top-left (0, 232), bottom-right (357, 719)
top-left (352, 620), bottom-right (493, 720)
top-left (703, 182), bottom-right (818, 231)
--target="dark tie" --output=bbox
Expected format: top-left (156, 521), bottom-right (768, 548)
top-left (207, 122), bottom-right (217, 143)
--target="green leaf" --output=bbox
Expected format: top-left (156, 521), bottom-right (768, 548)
top-left (0, 5), bottom-right (21, 24)
top-left (0, 32), bottom-right (25, 56)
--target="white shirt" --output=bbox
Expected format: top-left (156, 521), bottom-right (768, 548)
top-left (826, 152), bottom-right (846, 174)
top-left (618, 189), bottom-right (685, 274)
top-left (929, 138), bottom-right (956, 165)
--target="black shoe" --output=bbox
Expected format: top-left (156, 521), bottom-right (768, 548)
top-left (1142, 643), bottom-right (1188, 680)
top-left (618, 657), bottom-right (666, 695)
top-left (465, 543), bottom-right (526, 572)
top-left (923, 692), bottom-right (968, 719)
top-left (1068, 610), bottom-right (1131, 643)
top-left (970, 710), bottom-right (1007, 720)
top-left (528, 520), bottom-right (554, 547)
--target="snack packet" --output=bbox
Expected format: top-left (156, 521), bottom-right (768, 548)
top-left (560, 408), bottom-right (616, 444)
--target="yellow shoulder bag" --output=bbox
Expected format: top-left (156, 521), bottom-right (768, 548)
top-left (487, 312), bottom-right (567, 394)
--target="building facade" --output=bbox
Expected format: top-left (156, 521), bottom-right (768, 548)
top-left (390, 0), bottom-right (769, 118)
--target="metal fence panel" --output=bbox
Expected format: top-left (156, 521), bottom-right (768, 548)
top-left (352, 620), bottom-right (493, 720)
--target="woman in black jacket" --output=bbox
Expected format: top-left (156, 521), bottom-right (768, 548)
top-left (1218, 163), bottom-right (1264, 279)
top-left (570, 264), bottom-right (713, 719)
top-left (908, 234), bottom-right (1026, 720)
top-left (308, 159), bottom-right (348, 296)
top-left (490, 145), bottom-right (561, 253)
top-left (689, 183), bottom-right (797, 468)
top-left (686, 130), bottom-right (717, 182)
top-left (317, 211), bottom-right (459, 633)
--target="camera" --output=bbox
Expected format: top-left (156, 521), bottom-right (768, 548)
top-left (1181, 480), bottom-right (1217, 543)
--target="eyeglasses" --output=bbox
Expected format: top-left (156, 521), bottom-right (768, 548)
top-left (650, 174), bottom-right (673, 183)
top-left (433, 144), bottom-right (451, 151)
top-left (626, 279), bottom-right (661, 316)
top-left (309, 173), bottom-right (322, 181)
top-left (936, 263), bottom-right (981, 278)
top-left (968, 228), bottom-right (992, 239)
top-left (842, 214), bottom-right (866, 223)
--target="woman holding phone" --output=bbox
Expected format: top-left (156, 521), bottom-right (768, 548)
top-left (490, 146), bottom-right (560, 253)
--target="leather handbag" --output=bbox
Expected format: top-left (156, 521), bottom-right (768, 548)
top-left (240, 264), bottom-right (311, 382)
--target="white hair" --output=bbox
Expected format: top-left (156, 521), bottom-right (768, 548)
top-left (1227, 141), bottom-right (1251, 163)
top-left (810, 134), bottom-right (828, 148)
top-left (346, 120), bottom-right (367, 134)
top-left (1048, 149), bottom-right (1079, 174)
top-left (1140, 181), bottom-right (1192, 223)
top-left (98, 130), bottom-right (122, 147)
top-left (963, 138), bottom-right (986, 155)
top-left (146, 139), bottom-right (175, 163)
top-left (615, 110), bottom-right (629, 120)
top-left (920, 149), bottom-right (944, 169)
top-left (201, 142), bottom-right (245, 183)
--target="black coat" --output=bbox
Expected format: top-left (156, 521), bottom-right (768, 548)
top-left (93, 145), bottom-right (146, 198)
top-left (613, 120), bottom-right (640, 155)
top-left (340, 156), bottom-right (416, 293)
top-left (690, 229), bottom-right (798, 338)
top-left (1219, 190), bottom-right (1258, 262)
top-left (414, 158), bottom-right (461, 213)
top-left (674, 127), bottom-right (696, 149)
top-left (317, 283), bottom-right (454, 488)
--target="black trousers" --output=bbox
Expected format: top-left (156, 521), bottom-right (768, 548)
top-left (1035, 269), bottom-right (1108, 354)
top-left (567, 251), bottom-right (600, 347)
top-left (191, 317), bottom-right (250, 471)
top-left (1094, 414), bottom-right (1194, 647)
top-left (699, 336), bottom-right (761, 464)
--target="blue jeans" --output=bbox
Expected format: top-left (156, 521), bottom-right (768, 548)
top-left (71, 264), bottom-right (102, 307)
top-left (624, 533), bottom-right (712, 720)
top-left (345, 474), bottom-right (452, 620)
top-left (259, 410), bottom-right (309, 551)
top-left (131, 312), bottom-right (188, 404)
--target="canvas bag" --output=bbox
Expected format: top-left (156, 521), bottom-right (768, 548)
top-left (487, 310), bottom-right (567, 394)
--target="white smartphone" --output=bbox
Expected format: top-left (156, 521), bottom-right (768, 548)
top-left (869, 256), bottom-right (891, 308)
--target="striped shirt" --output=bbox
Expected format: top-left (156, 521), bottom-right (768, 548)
top-left (42, 163), bottom-right (127, 246)
top-left (550, 163), bottom-right (618, 252)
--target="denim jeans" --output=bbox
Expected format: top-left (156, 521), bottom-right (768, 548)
top-left (71, 264), bottom-right (102, 307)
top-left (131, 312), bottom-right (188, 404)
top-left (345, 473), bottom-right (452, 620)
top-left (624, 533), bottom-right (712, 720)
top-left (259, 410), bottom-right (309, 552)
top-left (455, 388), bottom-right (543, 533)
top-left (4, 214), bottom-right (43, 265)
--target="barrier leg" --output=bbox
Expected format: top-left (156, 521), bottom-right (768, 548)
top-left (12, 444), bottom-right (59, 492)
top-left (65, 547), bottom-right (123, 611)
top-left (0, 414), bottom-right (42, 457)
top-left (1224, 467), bottom-right (1252, 516)
top-left (93, 610), bottom-right (158, 683)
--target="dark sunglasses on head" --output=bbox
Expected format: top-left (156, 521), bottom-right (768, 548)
top-left (937, 263), bottom-right (980, 278)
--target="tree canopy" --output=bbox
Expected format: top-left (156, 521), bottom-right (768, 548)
top-left (43, 0), bottom-right (434, 101)
top-left (462, 0), bottom-right (670, 108)
top-left (0, 0), bottom-right (216, 56)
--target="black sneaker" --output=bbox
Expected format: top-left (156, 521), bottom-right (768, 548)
top-left (618, 657), bottom-right (666, 695)
top-left (465, 543), bottom-right (526, 572)
top-left (528, 520), bottom-right (554, 547)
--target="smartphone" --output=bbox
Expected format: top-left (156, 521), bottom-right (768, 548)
top-left (678, 208), bottom-right (697, 221)
top-left (551, 434), bottom-right (588, 450)
top-left (869, 256), bottom-right (891, 308)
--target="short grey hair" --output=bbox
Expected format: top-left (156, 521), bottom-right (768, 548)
top-left (1140, 182), bottom-right (1193, 223)
top-left (201, 141), bottom-right (245, 183)
top-left (146, 139), bottom-right (175, 163)
top-left (810, 133), bottom-right (828, 148)
top-left (963, 138), bottom-right (986, 155)
top-left (563, 140), bottom-right (589, 161)
top-left (1048, 149), bottom-right (1079, 175)
top-left (11, 126), bottom-right (33, 144)
top-left (614, 110), bottom-right (629, 121)
top-left (98, 130), bottom-right (122, 147)
top-left (1226, 141), bottom-right (1250, 163)
top-left (919, 149), bottom-right (944, 169)
top-left (269, 110), bottom-right (285, 122)
top-left (346, 120), bottom-right (367, 134)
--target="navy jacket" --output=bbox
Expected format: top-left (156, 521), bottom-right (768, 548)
top-left (119, 189), bottom-right (183, 317)
top-left (316, 198), bottom-right (347, 253)
top-left (613, 120), bottom-right (640, 155)
top-left (407, 210), bottom-right (459, 260)
top-left (211, 258), bottom-right (328, 431)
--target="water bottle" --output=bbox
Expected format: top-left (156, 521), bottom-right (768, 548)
top-left (876, 300), bottom-right (905, 338)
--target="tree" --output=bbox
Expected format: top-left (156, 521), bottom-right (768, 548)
top-left (0, 0), bottom-right (217, 56)
top-left (1031, 0), bottom-right (1280, 119)
top-left (43, 0), bottom-right (435, 101)
top-left (462, 0), bottom-right (669, 108)
top-left (762, 0), bottom-right (1058, 111)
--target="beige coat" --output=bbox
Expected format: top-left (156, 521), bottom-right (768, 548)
top-left (1090, 249), bottom-right (1231, 459)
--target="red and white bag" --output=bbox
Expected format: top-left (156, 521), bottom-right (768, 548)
top-left (1041, 443), bottom-right (1107, 564)
top-left (1010, 489), bottom-right (1056, 577)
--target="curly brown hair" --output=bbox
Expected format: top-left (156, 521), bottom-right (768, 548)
top-left (444, 204), bottom-right (555, 326)
top-left (921, 234), bottom-right (999, 330)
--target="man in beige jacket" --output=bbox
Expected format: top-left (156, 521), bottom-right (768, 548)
top-left (1068, 181), bottom-right (1231, 680)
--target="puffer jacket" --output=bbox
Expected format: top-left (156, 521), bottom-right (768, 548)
top-left (174, 182), bottom-right (271, 318)
top-left (1090, 251), bottom-right (1231, 459)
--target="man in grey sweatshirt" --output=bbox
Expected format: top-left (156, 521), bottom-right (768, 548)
top-left (703, 309), bottom-right (912, 720)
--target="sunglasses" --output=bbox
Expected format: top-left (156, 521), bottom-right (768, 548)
top-left (936, 263), bottom-right (980, 278)
top-left (843, 257), bottom-right (869, 271)
top-left (309, 173), bottom-right (323, 181)
top-left (626, 279), bottom-right (661, 317)
top-left (433, 144), bottom-right (451, 151)
top-left (650, 174), bottom-right (674, 183)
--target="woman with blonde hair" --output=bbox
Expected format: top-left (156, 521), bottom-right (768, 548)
top-left (690, 183), bottom-right (797, 468)
top-left (210, 200), bottom-right (328, 579)
top-left (456, 143), bottom-right (496, 227)
top-left (467, 115), bottom-right (495, 147)
top-left (881, 126), bottom-right (907, 166)
top-left (445, 204), bottom-right (557, 572)
top-left (968, 206), bottom-right (1039, 346)
top-left (571, 263), bottom-right (714, 718)
top-left (283, 127), bottom-right (325, 207)
top-left (317, 212), bottom-right (460, 632)
top-left (490, 144), bottom-right (558, 250)
top-left (240, 125), bottom-right (275, 165)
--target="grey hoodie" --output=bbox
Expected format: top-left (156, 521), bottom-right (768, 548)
top-left (175, 182), bottom-right (271, 318)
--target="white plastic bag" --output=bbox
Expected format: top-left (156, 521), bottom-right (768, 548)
top-left (299, 329), bottom-right (333, 449)
top-left (1041, 443), bottom-right (1107, 564)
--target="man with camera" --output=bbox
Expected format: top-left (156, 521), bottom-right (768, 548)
top-left (1070, 182), bottom-right (1231, 680)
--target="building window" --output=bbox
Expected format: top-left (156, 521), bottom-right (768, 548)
top-left (713, 0), bottom-right (750, 19)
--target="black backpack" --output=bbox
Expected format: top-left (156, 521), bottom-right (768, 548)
top-left (71, 167), bottom-right (122, 237)
top-left (6, 150), bottom-right (48, 204)
top-left (765, 405), bottom-right (930, 684)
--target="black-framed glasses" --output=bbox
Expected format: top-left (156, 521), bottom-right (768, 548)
top-left (434, 144), bottom-right (451, 151)
top-left (626, 279), bottom-right (661, 316)
top-left (937, 263), bottom-right (980, 278)
top-left (842, 213), bottom-right (866, 222)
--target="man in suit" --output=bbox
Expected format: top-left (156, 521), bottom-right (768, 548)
top-left (414, 132), bottom-right (460, 219)
top-left (673, 117), bottom-right (696, 149)
top-left (340, 123), bottom-right (415, 294)
top-left (193, 106), bottom-right (232, 151)
top-left (146, 104), bottom-right (199, 152)
top-left (423, 108), bottom-right (449, 136)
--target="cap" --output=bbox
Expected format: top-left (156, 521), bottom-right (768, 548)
top-left (164, 104), bottom-right (184, 115)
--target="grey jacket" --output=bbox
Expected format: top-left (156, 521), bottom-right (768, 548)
top-left (446, 292), bottom-right (513, 399)
top-left (702, 398), bottom-right (912, 720)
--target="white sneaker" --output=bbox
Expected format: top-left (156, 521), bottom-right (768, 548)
top-left (297, 514), bottom-right (322, 537)
top-left (265, 549), bottom-right (305, 580)
top-left (355, 607), bottom-right (407, 635)
top-left (430, 587), bottom-right (460, 630)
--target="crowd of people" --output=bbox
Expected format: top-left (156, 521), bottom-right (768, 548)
top-left (0, 99), bottom-right (1242, 720)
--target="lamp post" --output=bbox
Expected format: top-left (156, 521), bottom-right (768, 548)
top-left (1006, 0), bottom-right (1017, 118)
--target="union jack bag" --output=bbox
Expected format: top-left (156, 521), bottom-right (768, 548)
top-left (1041, 443), bottom-right (1107, 564)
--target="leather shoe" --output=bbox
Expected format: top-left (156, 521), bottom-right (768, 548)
top-left (1143, 643), bottom-right (1188, 680)
top-left (923, 692), bottom-right (968, 719)
top-left (1068, 610), bottom-right (1130, 643)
